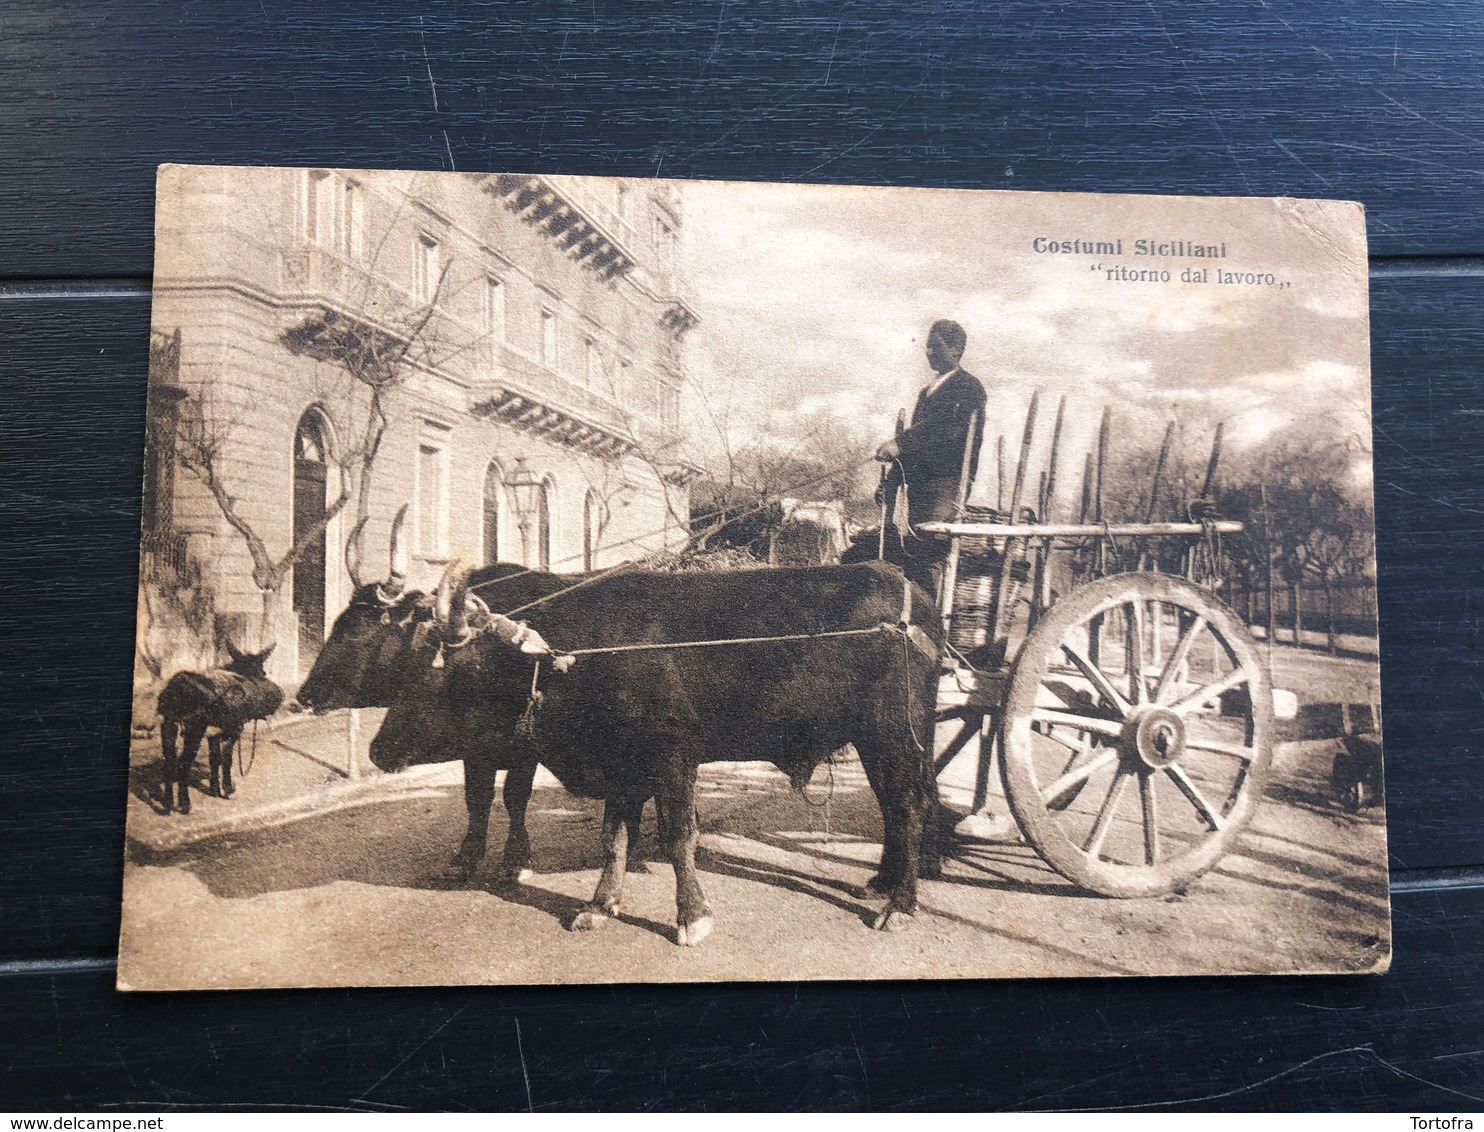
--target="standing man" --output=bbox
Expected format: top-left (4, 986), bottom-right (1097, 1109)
top-left (876, 319), bottom-right (987, 528)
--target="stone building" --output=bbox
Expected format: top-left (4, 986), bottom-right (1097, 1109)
top-left (139, 166), bottom-right (699, 685)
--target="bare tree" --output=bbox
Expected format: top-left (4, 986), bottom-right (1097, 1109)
top-left (1224, 412), bottom-right (1376, 651)
top-left (172, 223), bottom-right (455, 646)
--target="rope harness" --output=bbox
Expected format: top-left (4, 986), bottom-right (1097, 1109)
top-left (441, 571), bottom-right (938, 754)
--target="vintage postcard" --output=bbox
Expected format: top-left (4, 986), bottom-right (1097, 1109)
top-left (121, 166), bottom-right (1386, 988)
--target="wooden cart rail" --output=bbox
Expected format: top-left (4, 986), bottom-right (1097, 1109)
top-left (916, 519), bottom-right (1243, 539)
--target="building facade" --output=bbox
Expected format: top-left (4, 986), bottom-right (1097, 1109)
top-left (140, 166), bottom-right (699, 685)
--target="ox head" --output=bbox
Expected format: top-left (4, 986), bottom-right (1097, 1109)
top-left (223, 640), bottom-right (275, 680)
top-left (366, 559), bottom-right (552, 773)
top-left (295, 505), bottom-right (431, 712)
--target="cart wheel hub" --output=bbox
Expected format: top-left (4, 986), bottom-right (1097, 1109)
top-left (1130, 707), bottom-right (1185, 770)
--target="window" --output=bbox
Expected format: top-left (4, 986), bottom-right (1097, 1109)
top-left (414, 234), bottom-right (440, 303)
top-left (414, 421), bottom-right (452, 558)
top-left (482, 460), bottom-right (503, 566)
top-left (484, 276), bottom-right (506, 342)
top-left (303, 171), bottom-right (331, 247)
top-left (343, 181), bottom-right (364, 260)
top-left (583, 338), bottom-right (601, 388)
top-left (536, 480), bottom-right (552, 570)
top-left (540, 309), bottom-right (558, 369)
top-left (302, 172), bottom-right (362, 260)
top-left (292, 409), bottom-right (332, 669)
top-left (583, 490), bottom-right (601, 572)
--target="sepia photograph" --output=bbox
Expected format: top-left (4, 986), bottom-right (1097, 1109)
top-left (120, 166), bottom-right (1387, 989)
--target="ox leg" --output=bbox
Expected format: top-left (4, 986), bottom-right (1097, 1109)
top-left (444, 754), bottom-right (497, 884)
top-left (853, 743), bottom-right (905, 897)
top-left (572, 796), bottom-right (645, 932)
top-left (160, 718), bottom-right (179, 813)
top-left (218, 731), bottom-right (238, 798)
top-left (658, 768), bottom-right (712, 947)
top-left (854, 739), bottom-right (923, 931)
top-left (207, 734), bottom-right (223, 797)
top-left (497, 756), bottom-right (537, 884)
top-left (178, 722), bottom-right (206, 814)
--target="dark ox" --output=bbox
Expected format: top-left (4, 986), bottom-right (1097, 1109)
top-left (429, 558), bottom-right (943, 946)
top-left (157, 642), bottom-right (283, 814)
top-left (295, 508), bottom-right (573, 884)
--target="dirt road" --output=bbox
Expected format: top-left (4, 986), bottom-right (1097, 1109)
top-left (120, 664), bottom-right (1389, 988)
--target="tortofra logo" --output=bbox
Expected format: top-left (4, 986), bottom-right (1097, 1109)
top-left (1411, 1119), bottom-right (1474, 1129)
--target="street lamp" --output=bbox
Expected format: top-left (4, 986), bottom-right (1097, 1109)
top-left (506, 457), bottom-right (542, 566)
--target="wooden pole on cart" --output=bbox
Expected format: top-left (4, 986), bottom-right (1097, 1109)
top-left (1093, 405), bottom-right (1110, 535)
top-left (1140, 419), bottom-right (1179, 660)
top-left (1030, 395), bottom-right (1066, 628)
top-left (937, 409), bottom-right (982, 629)
top-left (1088, 406), bottom-right (1112, 664)
top-left (995, 435), bottom-right (1006, 513)
top-left (879, 408), bottom-right (906, 560)
top-left (1146, 419), bottom-right (1176, 524)
top-left (1200, 420), bottom-right (1225, 499)
top-left (1078, 450), bottom-right (1094, 526)
top-left (1186, 422), bottom-right (1225, 582)
top-left (989, 393), bottom-right (1040, 651)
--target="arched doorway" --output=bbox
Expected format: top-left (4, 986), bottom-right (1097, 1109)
top-left (292, 410), bottom-right (330, 673)
top-left (483, 460), bottom-right (503, 566)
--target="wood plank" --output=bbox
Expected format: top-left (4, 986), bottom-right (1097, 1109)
top-left (0, 885), bottom-right (1480, 1110)
top-left (1370, 274), bottom-right (1484, 873)
top-left (0, 294), bottom-right (149, 961)
top-left (2, 1), bottom-right (1484, 275)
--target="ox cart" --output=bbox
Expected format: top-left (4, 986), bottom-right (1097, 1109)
top-left (902, 396), bottom-right (1279, 899)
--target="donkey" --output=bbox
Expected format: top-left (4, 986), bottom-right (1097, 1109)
top-left (156, 642), bottom-right (284, 814)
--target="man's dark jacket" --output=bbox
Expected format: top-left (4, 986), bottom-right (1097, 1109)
top-left (896, 367), bottom-right (987, 494)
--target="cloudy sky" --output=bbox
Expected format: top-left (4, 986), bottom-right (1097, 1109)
top-left (656, 180), bottom-right (1372, 509)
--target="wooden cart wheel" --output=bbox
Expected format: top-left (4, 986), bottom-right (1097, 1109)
top-left (999, 572), bottom-right (1273, 897)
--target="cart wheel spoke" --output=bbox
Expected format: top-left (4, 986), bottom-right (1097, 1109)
top-left (1164, 764), bottom-right (1226, 832)
top-left (1139, 771), bottom-right (1159, 866)
top-left (1082, 769), bottom-right (1133, 858)
top-left (1042, 748), bottom-right (1118, 810)
top-left (1059, 642), bottom-right (1131, 718)
top-left (1168, 665), bottom-right (1253, 717)
top-left (1127, 601), bottom-right (1147, 706)
top-left (1183, 738), bottom-right (1257, 763)
top-left (1152, 614), bottom-right (1204, 705)
top-left (1030, 707), bottom-right (1123, 739)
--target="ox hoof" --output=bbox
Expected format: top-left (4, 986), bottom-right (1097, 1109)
top-left (571, 908), bottom-right (614, 932)
top-left (498, 867), bottom-right (534, 885)
top-left (870, 909), bottom-right (915, 933)
top-left (676, 916), bottom-right (713, 947)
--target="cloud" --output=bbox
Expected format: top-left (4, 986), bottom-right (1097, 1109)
top-left (661, 179), bottom-right (1370, 481)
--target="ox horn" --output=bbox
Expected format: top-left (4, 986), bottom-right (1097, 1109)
top-left (345, 515), bottom-right (369, 588)
top-left (436, 557), bottom-right (474, 641)
top-left (385, 503), bottom-right (410, 596)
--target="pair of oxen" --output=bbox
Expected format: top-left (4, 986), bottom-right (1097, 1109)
top-left (296, 510), bottom-right (944, 946)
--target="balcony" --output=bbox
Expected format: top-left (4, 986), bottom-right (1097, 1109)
top-left (485, 174), bottom-right (638, 283)
top-left (469, 346), bottom-right (638, 459)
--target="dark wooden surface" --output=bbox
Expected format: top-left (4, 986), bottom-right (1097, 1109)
top-left (1, 0), bottom-right (1480, 1112)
